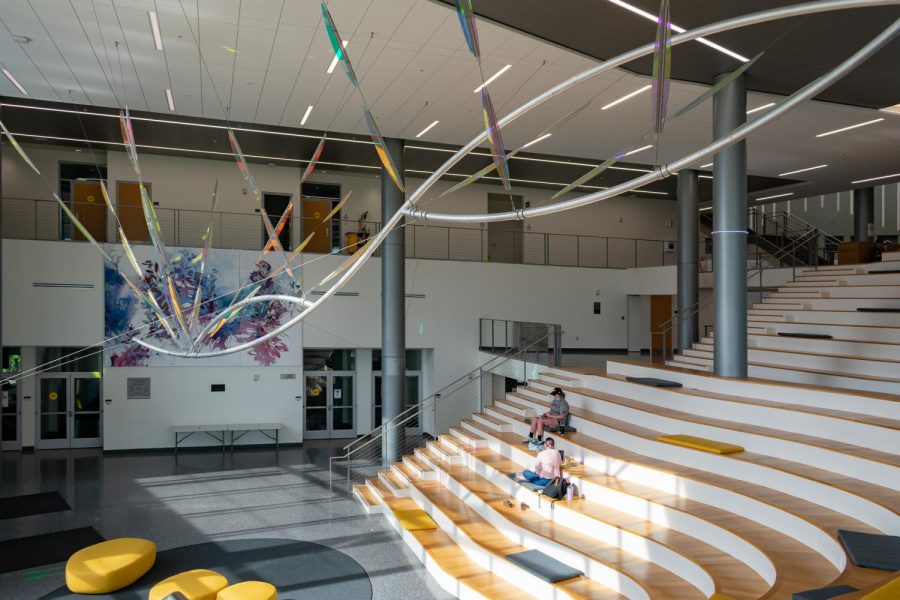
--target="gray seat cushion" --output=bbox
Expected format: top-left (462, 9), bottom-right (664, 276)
top-left (838, 529), bottom-right (900, 570)
top-left (505, 549), bottom-right (583, 583)
top-left (625, 376), bottom-right (682, 388)
top-left (507, 472), bottom-right (543, 492)
top-left (777, 332), bottom-right (833, 339)
top-left (792, 585), bottom-right (857, 600)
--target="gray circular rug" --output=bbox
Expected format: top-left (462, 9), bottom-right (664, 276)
top-left (41, 538), bottom-right (372, 600)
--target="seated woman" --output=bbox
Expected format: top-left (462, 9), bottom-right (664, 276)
top-left (523, 388), bottom-right (569, 443)
top-left (515, 437), bottom-right (561, 486)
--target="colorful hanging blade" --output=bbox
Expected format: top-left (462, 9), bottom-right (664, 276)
top-left (164, 276), bottom-right (192, 342)
top-left (363, 107), bottom-right (405, 193)
top-left (119, 107), bottom-right (142, 177)
top-left (0, 119), bottom-right (41, 175)
top-left (318, 245), bottom-right (365, 286)
top-left (50, 192), bottom-right (112, 262)
top-left (480, 87), bottom-right (511, 192)
top-left (121, 276), bottom-right (180, 343)
top-left (552, 132), bottom-right (654, 200)
top-left (455, 0), bottom-right (480, 59)
top-left (670, 52), bottom-right (763, 121)
top-left (139, 184), bottom-right (171, 271)
top-left (191, 180), bottom-right (219, 327)
top-left (321, 191), bottom-right (352, 223)
top-left (651, 0), bottom-right (673, 136)
top-left (321, 2), bottom-right (359, 87)
top-left (288, 231), bottom-right (317, 263)
top-left (227, 129), bottom-right (260, 200)
top-left (205, 284), bottom-right (261, 343)
top-left (300, 136), bottom-right (326, 184)
top-left (262, 202), bottom-right (294, 255)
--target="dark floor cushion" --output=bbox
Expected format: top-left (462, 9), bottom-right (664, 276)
top-left (838, 529), bottom-right (900, 570)
top-left (505, 549), bottom-right (583, 583)
top-left (507, 473), bottom-right (543, 492)
top-left (777, 332), bottom-right (833, 339)
top-left (857, 307), bottom-right (900, 313)
top-left (625, 376), bottom-right (682, 388)
top-left (792, 585), bottom-right (857, 600)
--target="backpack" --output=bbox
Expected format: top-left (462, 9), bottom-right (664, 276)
top-left (528, 440), bottom-right (544, 453)
top-left (541, 476), bottom-right (568, 500)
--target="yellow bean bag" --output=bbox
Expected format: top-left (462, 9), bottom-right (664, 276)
top-left (658, 434), bottom-right (744, 455)
top-left (217, 581), bottom-right (277, 600)
top-left (66, 537), bottom-right (156, 594)
top-left (862, 575), bottom-right (900, 599)
top-left (149, 569), bottom-right (229, 600)
top-left (394, 509), bottom-right (438, 531)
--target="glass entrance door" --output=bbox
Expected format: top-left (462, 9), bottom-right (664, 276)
top-left (36, 373), bottom-right (102, 449)
top-left (304, 373), bottom-right (355, 439)
top-left (2, 380), bottom-right (22, 450)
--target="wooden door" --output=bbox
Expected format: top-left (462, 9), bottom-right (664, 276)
top-left (650, 295), bottom-right (673, 351)
top-left (302, 199), bottom-right (333, 254)
top-left (72, 181), bottom-right (107, 242)
top-left (118, 182), bottom-right (150, 242)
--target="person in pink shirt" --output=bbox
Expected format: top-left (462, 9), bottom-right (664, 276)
top-left (515, 437), bottom-right (561, 486)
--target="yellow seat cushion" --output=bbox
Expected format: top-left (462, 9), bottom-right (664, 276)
top-left (709, 595), bottom-right (735, 600)
top-left (862, 574), bottom-right (900, 599)
top-left (394, 509), bottom-right (438, 531)
top-left (66, 537), bottom-right (156, 594)
top-left (217, 581), bottom-right (277, 600)
top-left (657, 434), bottom-right (744, 454)
top-left (149, 569), bottom-right (229, 600)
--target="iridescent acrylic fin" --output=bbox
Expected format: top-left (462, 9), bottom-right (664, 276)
top-left (165, 276), bottom-right (192, 342)
top-left (321, 191), bottom-right (352, 223)
top-left (363, 107), bottom-right (405, 192)
top-left (50, 192), bottom-right (112, 262)
top-left (455, 0), bottom-right (480, 59)
top-left (0, 120), bottom-right (41, 175)
top-left (289, 231), bottom-right (317, 262)
top-left (227, 129), bottom-right (260, 201)
top-left (191, 180), bottom-right (219, 327)
top-left (119, 107), bottom-right (142, 177)
top-left (439, 161), bottom-right (498, 198)
top-left (651, 0), bottom-right (672, 136)
top-left (206, 285), bottom-right (261, 341)
top-left (670, 52), bottom-right (763, 121)
top-left (321, 2), bottom-right (358, 87)
top-left (480, 87), bottom-right (511, 191)
top-left (318, 246), bottom-right (365, 286)
top-left (119, 229), bottom-right (144, 278)
top-left (300, 136), bottom-right (326, 184)
top-left (552, 132), bottom-right (654, 199)
top-left (121, 276), bottom-right (179, 343)
top-left (262, 201), bottom-right (294, 255)
top-left (139, 184), bottom-right (171, 272)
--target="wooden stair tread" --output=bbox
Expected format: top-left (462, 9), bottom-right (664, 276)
top-left (744, 331), bottom-right (900, 349)
top-left (380, 469), bottom-right (408, 490)
top-left (366, 477), bottom-right (393, 499)
top-left (353, 484), bottom-right (379, 507)
top-left (687, 342), bottom-right (900, 367)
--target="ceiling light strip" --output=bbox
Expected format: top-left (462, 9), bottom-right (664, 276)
top-left (415, 120), bottom-right (440, 138)
top-left (601, 85), bottom-right (651, 110)
top-left (300, 105), bottom-right (314, 126)
top-left (779, 164), bottom-right (827, 177)
top-left (405, 144), bottom-right (654, 173)
top-left (520, 133), bottom-right (552, 149)
top-left (2, 69), bottom-right (28, 95)
top-left (756, 192), bottom-right (794, 201)
top-left (621, 144), bottom-right (653, 157)
top-left (746, 102), bottom-right (775, 115)
top-left (165, 88), bottom-right (175, 112)
top-left (473, 64), bottom-right (511, 93)
top-left (851, 173), bottom-right (900, 184)
top-left (148, 11), bottom-right (163, 51)
top-left (815, 118), bottom-right (884, 138)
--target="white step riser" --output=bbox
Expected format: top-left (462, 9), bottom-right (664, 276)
top-left (882, 251), bottom-right (900, 262)
top-left (403, 456), bottom-right (438, 481)
top-left (792, 274), bottom-right (900, 285)
top-left (605, 361), bottom-right (900, 420)
top-left (774, 286), bottom-right (900, 298)
top-left (472, 416), bottom-right (846, 573)
top-left (379, 472), bottom-right (409, 498)
top-left (761, 297), bottom-right (900, 310)
top-left (527, 379), bottom-right (899, 459)
top-left (382, 510), bottom-right (496, 600)
top-left (514, 387), bottom-right (900, 494)
top-left (493, 400), bottom-right (529, 417)
top-left (353, 488), bottom-right (381, 515)
top-left (687, 346), bottom-right (900, 380)
top-left (667, 359), bottom-right (710, 371)
top-left (423, 466), bottom-right (654, 600)
top-left (471, 413), bottom-right (510, 432)
top-left (746, 323), bottom-right (900, 344)
top-left (462, 439), bottom-right (776, 588)
top-left (748, 310), bottom-right (900, 327)
top-left (450, 427), bottom-right (488, 448)
top-left (742, 336), bottom-right (900, 361)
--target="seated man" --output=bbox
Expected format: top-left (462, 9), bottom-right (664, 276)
top-left (515, 437), bottom-right (561, 486)
top-left (523, 388), bottom-right (569, 443)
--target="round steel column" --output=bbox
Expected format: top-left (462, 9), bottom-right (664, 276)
top-left (677, 170), bottom-right (699, 351)
top-left (853, 186), bottom-right (875, 242)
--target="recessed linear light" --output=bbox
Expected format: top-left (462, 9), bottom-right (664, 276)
top-left (300, 105), bottom-right (313, 126)
top-left (747, 102), bottom-right (775, 115)
top-left (521, 133), bottom-right (552, 149)
top-left (327, 41), bottom-right (349, 74)
top-left (473, 64), bottom-right (511, 93)
top-left (601, 85), bottom-right (651, 110)
top-left (620, 144), bottom-right (653, 157)
top-left (148, 11), bottom-right (163, 51)
top-left (756, 192), bottom-right (794, 202)
top-left (779, 164), bottom-right (827, 177)
top-left (700, 162), bottom-right (713, 168)
top-left (851, 173), bottom-right (900, 184)
top-left (606, 0), bottom-right (749, 62)
top-left (881, 103), bottom-right (900, 115)
top-left (415, 120), bottom-right (440, 138)
top-left (698, 175), bottom-right (713, 180)
top-left (2, 68), bottom-right (28, 95)
top-left (165, 88), bottom-right (175, 112)
top-left (406, 144), bottom-right (654, 173)
top-left (699, 206), bottom-right (712, 212)
top-left (815, 118), bottom-right (884, 138)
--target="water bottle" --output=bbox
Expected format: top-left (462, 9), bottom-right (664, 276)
top-left (566, 481), bottom-right (574, 502)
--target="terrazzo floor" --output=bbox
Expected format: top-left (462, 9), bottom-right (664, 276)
top-left (0, 442), bottom-right (452, 600)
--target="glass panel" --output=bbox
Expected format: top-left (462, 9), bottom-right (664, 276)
top-left (37, 347), bottom-right (102, 372)
top-left (303, 349), bottom-right (355, 371)
top-left (40, 378), bottom-right (67, 413)
top-left (2, 381), bottom-right (17, 415)
top-left (74, 414), bottom-right (100, 439)
top-left (332, 375), bottom-right (353, 431)
top-left (372, 350), bottom-right (421, 370)
top-left (405, 375), bottom-right (419, 428)
top-left (373, 375), bottom-right (382, 427)
top-left (305, 409), bottom-right (327, 431)
top-left (41, 414), bottom-right (67, 440)
top-left (74, 378), bottom-right (101, 412)
top-left (305, 376), bottom-right (327, 407)
top-left (2, 415), bottom-right (16, 442)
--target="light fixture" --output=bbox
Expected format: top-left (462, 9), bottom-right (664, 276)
top-left (756, 192), bottom-right (794, 201)
top-left (415, 120), bottom-right (440, 138)
top-left (747, 102), bottom-right (775, 115)
top-left (698, 175), bottom-right (713, 180)
top-left (851, 173), bottom-right (900, 184)
top-left (815, 118), bottom-right (883, 138)
top-left (700, 162), bottom-right (713, 168)
top-left (606, 0), bottom-right (749, 62)
top-left (2, 68), bottom-right (28, 95)
top-left (148, 11), bottom-right (163, 51)
top-left (327, 41), bottom-right (348, 74)
top-left (601, 85), bottom-right (651, 110)
top-left (620, 144), bottom-right (653, 157)
top-left (699, 206), bottom-right (712, 212)
top-left (521, 133), bottom-right (552, 149)
top-left (881, 103), bottom-right (900, 115)
top-left (165, 88), bottom-right (175, 111)
top-left (779, 164), bottom-right (827, 177)
top-left (473, 64), bottom-right (511, 93)
top-left (300, 105), bottom-right (313, 126)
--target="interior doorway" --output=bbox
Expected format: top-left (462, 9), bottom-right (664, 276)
top-left (650, 295), bottom-right (674, 353)
top-left (35, 373), bottom-right (102, 449)
top-left (303, 373), bottom-right (355, 439)
top-left (301, 182), bottom-right (341, 254)
top-left (262, 192), bottom-right (293, 251)
top-left (72, 180), bottom-right (107, 242)
top-left (487, 193), bottom-right (524, 263)
top-left (118, 181), bottom-right (151, 242)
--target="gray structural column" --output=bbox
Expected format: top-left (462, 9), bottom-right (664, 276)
top-left (381, 137), bottom-right (405, 465)
top-left (676, 170), bottom-right (699, 351)
top-left (853, 187), bottom-right (875, 242)
top-left (712, 73), bottom-right (748, 378)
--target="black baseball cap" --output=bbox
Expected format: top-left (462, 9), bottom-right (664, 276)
top-left (550, 387), bottom-right (563, 395)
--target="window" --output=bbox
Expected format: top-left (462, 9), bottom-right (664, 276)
top-left (303, 349), bottom-right (355, 371)
top-left (36, 346), bottom-right (102, 373)
top-left (372, 349), bottom-right (423, 429)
